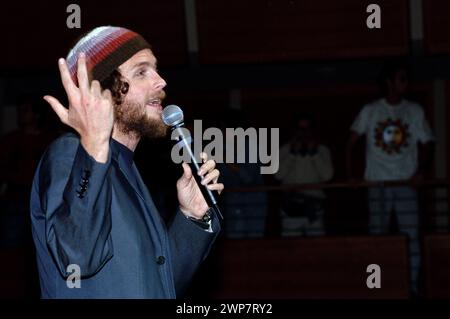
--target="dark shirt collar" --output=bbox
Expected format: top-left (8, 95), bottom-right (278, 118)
top-left (112, 138), bottom-right (134, 168)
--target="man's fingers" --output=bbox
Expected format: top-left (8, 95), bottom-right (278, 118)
top-left (207, 183), bottom-right (224, 194)
top-left (43, 95), bottom-right (68, 124)
top-left (91, 80), bottom-right (102, 98)
top-left (180, 162), bottom-right (193, 181)
top-left (198, 159), bottom-right (216, 176)
top-left (58, 58), bottom-right (78, 97)
top-left (201, 169), bottom-right (219, 185)
top-left (77, 52), bottom-right (90, 94)
top-left (102, 88), bottom-right (112, 102)
top-left (199, 152), bottom-right (208, 163)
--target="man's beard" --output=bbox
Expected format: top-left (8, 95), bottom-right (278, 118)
top-left (114, 100), bottom-right (168, 139)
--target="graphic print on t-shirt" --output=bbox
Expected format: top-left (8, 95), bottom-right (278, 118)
top-left (374, 118), bottom-right (410, 154)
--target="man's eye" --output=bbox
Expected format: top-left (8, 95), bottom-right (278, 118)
top-left (135, 69), bottom-right (147, 77)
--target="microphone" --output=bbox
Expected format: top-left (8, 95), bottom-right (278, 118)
top-left (162, 104), bottom-right (224, 221)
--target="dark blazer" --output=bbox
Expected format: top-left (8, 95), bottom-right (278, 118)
top-left (30, 133), bottom-right (220, 298)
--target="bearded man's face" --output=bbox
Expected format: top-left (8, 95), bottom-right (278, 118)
top-left (115, 48), bottom-right (168, 139)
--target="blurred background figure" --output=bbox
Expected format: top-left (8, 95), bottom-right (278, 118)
top-left (0, 94), bottom-right (54, 248)
top-left (0, 94), bottom-right (54, 298)
top-left (275, 113), bottom-right (333, 237)
top-left (218, 109), bottom-right (268, 239)
top-left (346, 59), bottom-right (435, 296)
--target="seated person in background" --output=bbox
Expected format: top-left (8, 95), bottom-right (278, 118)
top-left (218, 109), bottom-right (268, 239)
top-left (275, 113), bottom-right (333, 237)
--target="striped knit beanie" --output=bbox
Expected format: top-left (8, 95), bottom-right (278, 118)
top-left (66, 26), bottom-right (151, 84)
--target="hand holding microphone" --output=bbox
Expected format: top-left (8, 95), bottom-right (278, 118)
top-left (162, 105), bottom-right (224, 221)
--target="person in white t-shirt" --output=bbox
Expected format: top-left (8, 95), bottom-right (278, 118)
top-left (276, 113), bottom-right (333, 236)
top-left (346, 60), bottom-right (434, 296)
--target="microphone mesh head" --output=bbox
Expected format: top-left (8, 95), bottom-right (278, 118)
top-left (162, 104), bottom-right (184, 127)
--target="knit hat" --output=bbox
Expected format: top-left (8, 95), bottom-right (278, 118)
top-left (66, 26), bottom-right (151, 84)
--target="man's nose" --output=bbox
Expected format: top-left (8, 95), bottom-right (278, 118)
top-left (154, 73), bottom-right (167, 90)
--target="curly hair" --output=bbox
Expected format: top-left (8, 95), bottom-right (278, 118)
top-left (100, 69), bottom-right (129, 106)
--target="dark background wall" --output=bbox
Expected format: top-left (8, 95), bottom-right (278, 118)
top-left (2, 0), bottom-right (449, 177)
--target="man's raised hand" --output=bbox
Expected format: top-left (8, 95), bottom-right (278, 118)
top-left (43, 52), bottom-right (114, 163)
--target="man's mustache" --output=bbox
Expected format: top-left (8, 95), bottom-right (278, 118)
top-left (156, 90), bottom-right (166, 101)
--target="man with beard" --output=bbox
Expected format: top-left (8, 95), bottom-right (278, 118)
top-left (30, 26), bottom-right (224, 298)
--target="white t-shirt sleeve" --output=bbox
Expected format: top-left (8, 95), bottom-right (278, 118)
top-left (312, 145), bottom-right (334, 182)
top-left (415, 106), bottom-right (434, 143)
top-left (350, 105), bottom-right (370, 135)
top-left (275, 144), bottom-right (295, 182)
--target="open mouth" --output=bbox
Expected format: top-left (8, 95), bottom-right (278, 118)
top-left (146, 98), bottom-right (162, 111)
